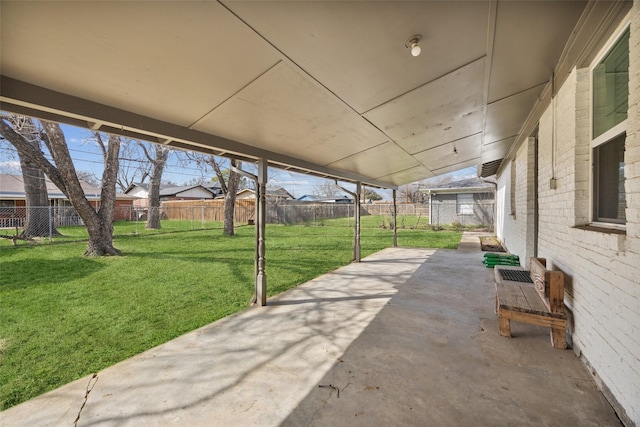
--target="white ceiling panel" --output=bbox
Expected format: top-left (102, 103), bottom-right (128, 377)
top-left (484, 85), bottom-right (543, 145)
top-left (1, 1), bottom-right (594, 187)
top-left (363, 59), bottom-right (486, 156)
top-left (489, 1), bottom-right (588, 103)
top-left (431, 159), bottom-right (480, 176)
top-left (413, 134), bottom-right (482, 171)
top-left (481, 137), bottom-right (515, 163)
top-left (192, 62), bottom-right (389, 166)
top-left (0, 1), bottom-right (281, 127)
top-left (376, 166), bottom-right (435, 188)
top-left (223, 1), bottom-right (490, 114)
top-left (327, 141), bottom-right (420, 180)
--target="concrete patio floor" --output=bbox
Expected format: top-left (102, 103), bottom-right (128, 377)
top-left (1, 232), bottom-right (621, 426)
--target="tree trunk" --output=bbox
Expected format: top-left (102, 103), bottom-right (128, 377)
top-left (93, 133), bottom-right (121, 254)
top-left (0, 116), bottom-right (61, 237)
top-left (1, 117), bottom-right (121, 256)
top-left (145, 144), bottom-right (169, 229)
top-left (19, 159), bottom-right (57, 237)
top-left (41, 122), bottom-right (122, 256)
top-left (223, 159), bottom-right (241, 236)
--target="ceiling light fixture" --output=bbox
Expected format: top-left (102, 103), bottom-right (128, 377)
top-left (405, 34), bottom-right (422, 57)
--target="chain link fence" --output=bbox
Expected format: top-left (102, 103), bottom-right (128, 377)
top-left (1, 199), bottom-right (493, 243)
top-left (429, 200), bottom-right (495, 230)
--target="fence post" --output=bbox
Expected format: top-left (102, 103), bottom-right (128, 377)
top-left (49, 205), bottom-right (53, 242)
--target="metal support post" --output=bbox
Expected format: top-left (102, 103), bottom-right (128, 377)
top-left (393, 189), bottom-right (398, 247)
top-left (231, 159), bottom-right (268, 306)
top-left (335, 180), bottom-right (361, 262)
top-left (256, 158), bottom-right (267, 305)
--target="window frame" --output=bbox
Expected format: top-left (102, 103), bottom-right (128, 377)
top-left (589, 22), bottom-right (630, 229)
top-left (456, 193), bottom-right (474, 216)
top-left (0, 200), bottom-right (16, 215)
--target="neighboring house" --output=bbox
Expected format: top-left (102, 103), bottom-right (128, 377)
top-left (232, 189), bottom-right (256, 200)
top-left (297, 195), bottom-right (317, 202)
top-left (226, 188), bottom-right (294, 202)
top-left (202, 182), bottom-right (223, 195)
top-left (296, 194), bottom-right (353, 204)
top-left (124, 182), bottom-right (220, 207)
top-left (421, 177), bottom-right (495, 227)
top-left (267, 186), bottom-right (295, 201)
top-left (0, 173), bottom-right (136, 226)
top-left (317, 196), bottom-right (353, 204)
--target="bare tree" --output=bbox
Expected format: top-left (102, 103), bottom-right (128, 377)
top-left (0, 115), bottom-right (60, 237)
top-left (313, 180), bottom-right (341, 198)
top-left (183, 152), bottom-right (242, 236)
top-left (364, 188), bottom-right (383, 202)
top-left (0, 117), bottom-right (121, 255)
top-left (115, 140), bottom-right (152, 192)
top-left (139, 142), bottom-right (170, 229)
top-left (77, 170), bottom-right (101, 188)
top-left (211, 157), bottom-right (241, 236)
top-left (399, 180), bottom-right (433, 204)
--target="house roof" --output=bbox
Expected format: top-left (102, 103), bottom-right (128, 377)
top-left (267, 186), bottom-right (294, 199)
top-left (202, 182), bottom-right (222, 190)
top-left (220, 188), bottom-right (294, 199)
top-left (0, 173), bottom-right (135, 200)
top-left (159, 185), bottom-right (217, 197)
top-left (124, 182), bottom-right (171, 194)
top-left (125, 182), bottom-right (222, 197)
top-left (0, 1), bottom-right (612, 187)
top-left (420, 177), bottom-right (495, 195)
top-left (313, 196), bottom-right (354, 204)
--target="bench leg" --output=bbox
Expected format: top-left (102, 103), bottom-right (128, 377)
top-left (550, 327), bottom-right (567, 349)
top-left (499, 316), bottom-right (511, 337)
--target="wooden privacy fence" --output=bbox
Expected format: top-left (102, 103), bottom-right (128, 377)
top-left (160, 199), bottom-right (431, 226)
top-left (161, 199), bottom-right (255, 223)
top-left (143, 200), bottom-right (493, 228)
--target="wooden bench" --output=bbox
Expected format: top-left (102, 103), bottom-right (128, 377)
top-left (494, 257), bottom-right (567, 349)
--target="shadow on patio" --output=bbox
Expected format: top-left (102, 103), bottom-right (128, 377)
top-left (0, 233), bottom-right (620, 426)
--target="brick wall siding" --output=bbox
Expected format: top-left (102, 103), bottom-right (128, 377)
top-left (496, 4), bottom-right (640, 424)
top-left (496, 139), bottom-right (535, 268)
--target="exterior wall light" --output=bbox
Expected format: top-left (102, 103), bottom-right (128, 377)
top-left (405, 34), bottom-right (422, 57)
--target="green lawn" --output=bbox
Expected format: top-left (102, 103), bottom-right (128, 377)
top-left (0, 222), bottom-right (461, 410)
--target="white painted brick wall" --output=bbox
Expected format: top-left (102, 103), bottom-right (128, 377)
top-left (538, 7), bottom-right (640, 425)
top-left (497, 5), bottom-right (640, 424)
top-left (496, 139), bottom-right (535, 267)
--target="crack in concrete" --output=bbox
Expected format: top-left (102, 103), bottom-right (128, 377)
top-left (74, 373), bottom-right (99, 427)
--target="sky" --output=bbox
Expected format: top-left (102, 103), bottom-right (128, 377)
top-left (0, 120), bottom-right (477, 201)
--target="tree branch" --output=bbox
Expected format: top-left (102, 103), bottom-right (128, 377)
top-left (0, 118), bottom-right (67, 195)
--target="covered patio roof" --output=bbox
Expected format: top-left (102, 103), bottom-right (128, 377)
top-left (0, 1), bottom-right (600, 187)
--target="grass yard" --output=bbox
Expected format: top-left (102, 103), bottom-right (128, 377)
top-left (0, 222), bottom-right (461, 410)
